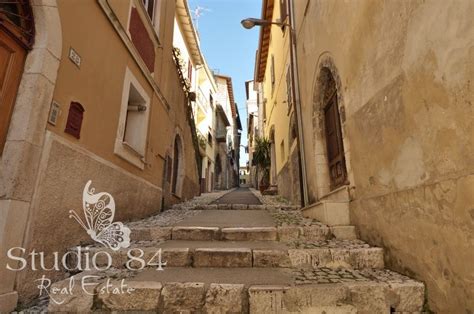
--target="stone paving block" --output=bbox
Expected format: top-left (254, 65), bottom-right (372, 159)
top-left (128, 247), bottom-right (190, 269)
top-left (48, 276), bottom-right (100, 312)
top-left (217, 204), bottom-right (232, 210)
top-left (282, 285), bottom-right (350, 311)
top-left (310, 249), bottom-right (337, 268)
top-left (149, 227), bottom-right (172, 240)
top-left (98, 281), bottom-right (162, 311)
top-left (161, 282), bottom-right (205, 312)
top-left (277, 226), bottom-right (301, 241)
top-left (253, 249), bottom-right (292, 267)
top-left (131, 227), bottom-right (172, 242)
top-left (330, 226), bottom-right (358, 240)
top-left (350, 248), bottom-right (384, 269)
top-left (288, 249), bottom-right (312, 267)
top-left (389, 281), bottom-right (425, 312)
top-left (193, 248), bottom-right (252, 267)
top-left (344, 281), bottom-right (391, 313)
top-left (172, 226), bottom-right (220, 240)
top-left (221, 227), bottom-right (277, 241)
top-left (245, 204), bottom-right (265, 210)
top-left (231, 204), bottom-right (249, 210)
top-left (248, 285), bottom-right (290, 314)
top-left (301, 226), bottom-right (331, 241)
top-left (162, 248), bottom-right (191, 267)
top-left (203, 283), bottom-right (245, 314)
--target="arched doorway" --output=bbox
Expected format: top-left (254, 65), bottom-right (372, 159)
top-left (172, 135), bottom-right (183, 195)
top-left (269, 126), bottom-right (277, 184)
top-left (0, 1), bottom-right (35, 154)
top-left (322, 69), bottom-right (347, 190)
top-left (311, 58), bottom-right (350, 199)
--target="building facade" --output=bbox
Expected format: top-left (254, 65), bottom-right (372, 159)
top-left (214, 75), bottom-right (240, 190)
top-left (293, 0), bottom-right (474, 312)
top-left (0, 0), bottom-right (201, 309)
top-left (245, 80), bottom-right (260, 188)
top-left (254, 0), bottom-right (301, 204)
top-left (173, 0), bottom-right (218, 193)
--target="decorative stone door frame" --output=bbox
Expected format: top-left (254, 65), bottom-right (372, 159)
top-left (311, 54), bottom-right (354, 200)
top-left (0, 1), bottom-right (62, 311)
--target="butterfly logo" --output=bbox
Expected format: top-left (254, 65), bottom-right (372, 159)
top-left (69, 180), bottom-right (131, 251)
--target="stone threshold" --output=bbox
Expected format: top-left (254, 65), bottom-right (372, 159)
top-left (130, 225), bottom-right (357, 242)
top-left (71, 240), bottom-right (384, 270)
top-left (47, 267), bottom-right (425, 313)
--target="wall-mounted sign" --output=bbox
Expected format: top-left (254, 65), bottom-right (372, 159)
top-left (48, 101), bottom-right (60, 126)
top-left (69, 47), bottom-right (81, 68)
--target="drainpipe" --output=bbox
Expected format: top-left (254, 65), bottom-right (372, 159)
top-left (288, 0), bottom-right (309, 207)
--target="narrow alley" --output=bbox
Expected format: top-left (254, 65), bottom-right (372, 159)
top-left (0, 0), bottom-right (472, 313)
top-left (41, 187), bottom-right (424, 313)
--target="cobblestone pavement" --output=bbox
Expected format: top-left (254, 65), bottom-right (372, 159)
top-left (288, 239), bottom-right (371, 249)
top-left (269, 209), bottom-right (323, 227)
top-left (292, 267), bottom-right (419, 285)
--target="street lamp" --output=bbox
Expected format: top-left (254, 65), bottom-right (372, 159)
top-left (241, 9), bottom-right (309, 207)
top-left (240, 18), bottom-right (288, 30)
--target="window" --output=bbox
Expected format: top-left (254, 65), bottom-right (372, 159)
top-left (142, 0), bottom-right (155, 21)
top-left (280, 0), bottom-right (288, 23)
top-left (64, 102), bottom-right (85, 139)
top-left (209, 93), bottom-right (214, 108)
top-left (123, 84), bottom-right (147, 154)
top-left (115, 68), bottom-right (150, 169)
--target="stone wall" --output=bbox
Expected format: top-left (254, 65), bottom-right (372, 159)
top-left (276, 143), bottom-right (301, 205)
top-left (295, 0), bottom-right (474, 312)
top-left (15, 134), bottom-right (163, 299)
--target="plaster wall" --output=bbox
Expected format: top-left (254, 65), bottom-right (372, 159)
top-left (295, 0), bottom-right (474, 312)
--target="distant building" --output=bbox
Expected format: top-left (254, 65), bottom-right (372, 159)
top-left (173, 0), bottom-right (218, 193)
top-left (214, 75), bottom-right (240, 189)
top-left (239, 166), bottom-right (249, 185)
top-left (245, 80), bottom-right (261, 188)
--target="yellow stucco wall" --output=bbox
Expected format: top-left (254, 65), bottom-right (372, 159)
top-left (261, 1), bottom-right (293, 177)
top-left (15, 0), bottom-right (200, 301)
top-left (295, 0), bottom-right (474, 312)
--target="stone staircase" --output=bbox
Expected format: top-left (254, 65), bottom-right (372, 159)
top-left (46, 200), bottom-right (425, 313)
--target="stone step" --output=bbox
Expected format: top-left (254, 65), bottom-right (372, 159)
top-left (192, 204), bottom-right (301, 211)
top-left (130, 225), bottom-right (338, 242)
top-left (47, 267), bottom-right (425, 313)
top-left (69, 239), bottom-right (384, 270)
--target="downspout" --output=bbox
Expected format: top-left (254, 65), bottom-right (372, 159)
top-left (288, 0), bottom-right (309, 206)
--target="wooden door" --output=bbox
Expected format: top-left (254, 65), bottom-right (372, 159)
top-left (324, 92), bottom-right (347, 189)
top-left (0, 28), bottom-right (26, 154)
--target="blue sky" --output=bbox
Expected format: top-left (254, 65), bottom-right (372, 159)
top-left (188, 0), bottom-right (261, 167)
